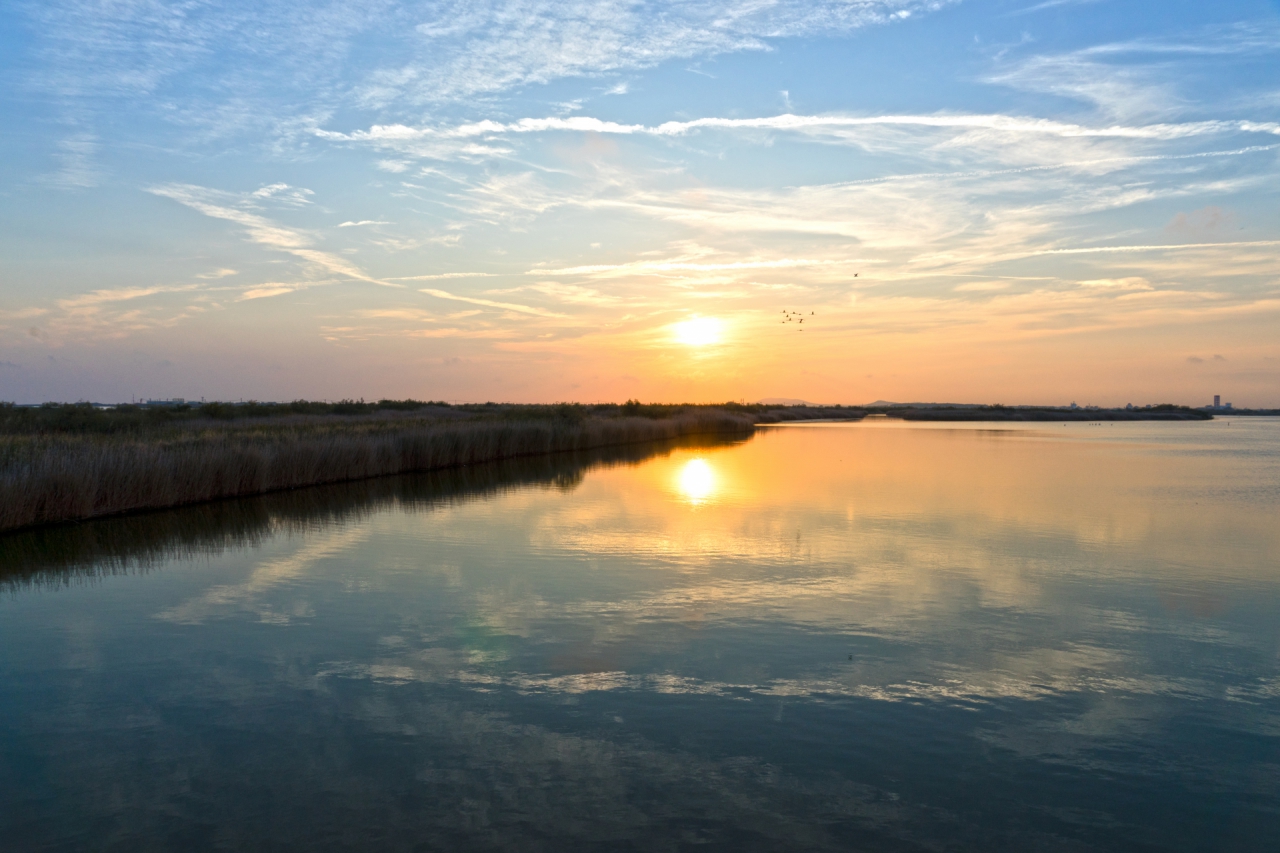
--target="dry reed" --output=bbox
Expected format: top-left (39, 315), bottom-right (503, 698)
top-left (0, 411), bottom-right (754, 533)
top-left (0, 432), bottom-right (748, 591)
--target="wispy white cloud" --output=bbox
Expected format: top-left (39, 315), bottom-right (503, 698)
top-left (44, 132), bottom-right (101, 188)
top-left (387, 272), bottom-right (497, 281)
top-left (57, 285), bottom-right (201, 311)
top-left (329, 112), bottom-right (1280, 143)
top-left (196, 268), bottom-right (239, 279)
top-left (824, 144), bottom-right (1280, 188)
top-left (27, 0), bottom-right (383, 100)
top-left (317, 111), bottom-right (1280, 167)
top-left (953, 281), bottom-right (1010, 292)
top-left (361, 1), bottom-right (954, 104)
top-left (1007, 0), bottom-right (1106, 18)
top-left (1017, 239), bottom-right (1280, 258)
top-left (986, 54), bottom-right (1179, 119)
top-left (501, 282), bottom-right (619, 305)
top-left (420, 288), bottom-right (565, 317)
top-left (0, 308), bottom-right (49, 321)
top-left (148, 183), bottom-right (394, 286)
top-left (403, 327), bottom-right (516, 338)
top-left (28, 0), bottom-right (957, 117)
top-left (18, 283), bottom-right (219, 343)
top-left (149, 184), bottom-right (310, 250)
top-left (987, 21), bottom-right (1280, 119)
top-left (1078, 277), bottom-right (1152, 290)
top-left (249, 183), bottom-right (315, 207)
top-left (238, 284), bottom-right (304, 301)
top-left (528, 257), bottom-right (873, 278)
top-left (1079, 20), bottom-right (1280, 58)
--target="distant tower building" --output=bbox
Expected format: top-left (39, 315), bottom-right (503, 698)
top-left (1214, 395), bottom-right (1220, 408)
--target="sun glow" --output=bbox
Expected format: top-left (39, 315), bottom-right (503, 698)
top-left (677, 458), bottom-right (717, 504)
top-left (672, 317), bottom-right (723, 347)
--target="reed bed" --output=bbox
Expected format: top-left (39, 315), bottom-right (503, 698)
top-left (0, 432), bottom-right (748, 591)
top-left (0, 411), bottom-right (754, 533)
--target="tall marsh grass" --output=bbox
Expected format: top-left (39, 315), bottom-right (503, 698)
top-left (0, 411), bottom-right (755, 533)
top-left (0, 432), bottom-right (749, 591)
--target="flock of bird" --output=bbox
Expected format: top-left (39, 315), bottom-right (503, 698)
top-left (782, 309), bottom-right (814, 330)
top-left (777, 272), bottom-right (857, 331)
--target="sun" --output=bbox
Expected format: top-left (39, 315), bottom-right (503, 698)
top-left (672, 316), bottom-right (723, 347)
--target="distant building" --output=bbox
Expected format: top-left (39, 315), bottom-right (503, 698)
top-left (1125, 403), bottom-right (1133, 410)
top-left (1069, 401), bottom-right (1078, 409)
top-left (1214, 395), bottom-right (1220, 408)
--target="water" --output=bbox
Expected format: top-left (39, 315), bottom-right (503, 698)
top-left (2, 420), bottom-right (1278, 851)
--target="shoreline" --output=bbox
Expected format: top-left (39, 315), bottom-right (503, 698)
top-left (0, 401), bottom-right (1220, 534)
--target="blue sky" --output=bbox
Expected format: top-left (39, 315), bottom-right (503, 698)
top-left (2, 0), bottom-right (1279, 405)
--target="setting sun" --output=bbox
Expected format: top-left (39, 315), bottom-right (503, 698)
top-left (672, 317), bottom-right (723, 347)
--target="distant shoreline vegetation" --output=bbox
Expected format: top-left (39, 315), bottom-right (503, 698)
top-left (0, 399), bottom-right (1231, 535)
top-left (859, 403), bottom-right (1223, 422)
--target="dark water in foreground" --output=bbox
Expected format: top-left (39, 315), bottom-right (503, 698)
top-left (2, 421), bottom-right (1278, 852)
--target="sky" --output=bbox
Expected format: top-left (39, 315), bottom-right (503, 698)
top-left (2, 0), bottom-right (1279, 406)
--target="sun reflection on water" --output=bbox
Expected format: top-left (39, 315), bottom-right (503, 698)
top-left (676, 458), bottom-right (716, 505)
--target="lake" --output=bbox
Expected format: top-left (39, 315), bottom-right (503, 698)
top-left (2, 419), bottom-right (1278, 851)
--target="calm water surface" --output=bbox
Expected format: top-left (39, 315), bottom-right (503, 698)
top-left (2, 420), bottom-right (1278, 851)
